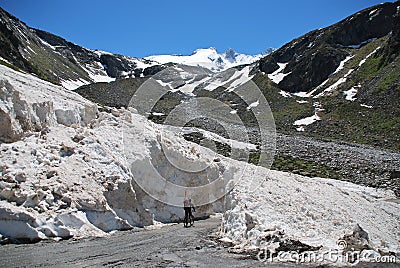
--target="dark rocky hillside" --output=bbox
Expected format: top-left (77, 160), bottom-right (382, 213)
top-left (252, 1), bottom-right (400, 150)
top-left (0, 8), bottom-right (159, 86)
top-left (257, 1), bottom-right (399, 93)
top-left (75, 78), bottom-right (148, 108)
top-left (0, 8), bottom-right (87, 84)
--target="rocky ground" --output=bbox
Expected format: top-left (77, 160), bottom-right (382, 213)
top-left (275, 134), bottom-right (400, 196)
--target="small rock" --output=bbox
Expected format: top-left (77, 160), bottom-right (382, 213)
top-left (340, 224), bottom-right (371, 252)
top-left (3, 175), bottom-right (16, 183)
top-left (111, 108), bottom-right (121, 117)
top-left (46, 169), bottom-right (57, 179)
top-left (245, 213), bottom-right (256, 231)
top-left (15, 172), bottom-right (26, 183)
top-left (40, 127), bottom-right (50, 137)
top-left (59, 143), bottom-right (75, 157)
top-left (72, 134), bottom-right (85, 143)
top-left (31, 149), bottom-right (37, 156)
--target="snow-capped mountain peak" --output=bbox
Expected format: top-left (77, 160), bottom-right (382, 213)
top-left (145, 47), bottom-right (269, 72)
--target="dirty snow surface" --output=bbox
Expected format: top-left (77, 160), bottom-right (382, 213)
top-left (221, 167), bottom-right (400, 263)
top-left (0, 64), bottom-right (225, 242)
top-left (0, 64), bottom-right (399, 265)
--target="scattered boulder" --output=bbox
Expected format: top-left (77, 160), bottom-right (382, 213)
top-left (59, 143), bottom-right (75, 157)
top-left (339, 224), bottom-right (371, 252)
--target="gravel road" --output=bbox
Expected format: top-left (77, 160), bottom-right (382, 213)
top-left (0, 216), bottom-right (290, 268)
top-left (1, 216), bottom-right (399, 268)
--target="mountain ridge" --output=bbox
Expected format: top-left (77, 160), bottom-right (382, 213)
top-left (257, 1), bottom-right (399, 94)
top-left (0, 7), bottom-right (266, 89)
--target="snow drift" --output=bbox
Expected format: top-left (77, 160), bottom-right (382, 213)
top-left (0, 65), bottom-right (228, 242)
top-left (0, 66), bottom-right (97, 143)
top-left (221, 167), bottom-right (400, 263)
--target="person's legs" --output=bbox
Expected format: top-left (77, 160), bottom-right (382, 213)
top-left (188, 209), bottom-right (194, 226)
top-left (184, 207), bottom-right (190, 225)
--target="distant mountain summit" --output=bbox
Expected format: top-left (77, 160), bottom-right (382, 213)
top-left (145, 47), bottom-right (272, 71)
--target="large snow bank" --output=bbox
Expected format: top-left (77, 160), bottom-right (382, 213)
top-left (221, 167), bottom-right (400, 264)
top-left (0, 65), bottom-right (97, 143)
top-left (0, 110), bottom-right (152, 241)
top-left (0, 106), bottom-right (227, 242)
top-left (0, 64), bottom-right (228, 242)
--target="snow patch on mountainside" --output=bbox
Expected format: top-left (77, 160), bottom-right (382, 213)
top-left (152, 64), bottom-right (255, 95)
top-left (154, 65), bottom-right (213, 94)
top-left (293, 102), bottom-right (324, 131)
top-left (202, 66), bottom-right (254, 92)
top-left (359, 46), bottom-right (381, 67)
top-left (315, 69), bottom-right (354, 98)
top-left (332, 56), bottom-right (354, 75)
top-left (343, 85), bottom-right (360, 101)
top-left (61, 78), bottom-right (91, 90)
top-left (294, 114), bottom-right (321, 127)
top-left (268, 63), bottom-right (291, 84)
top-left (179, 127), bottom-right (257, 151)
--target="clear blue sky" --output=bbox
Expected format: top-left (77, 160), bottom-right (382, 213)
top-left (0, 0), bottom-right (393, 57)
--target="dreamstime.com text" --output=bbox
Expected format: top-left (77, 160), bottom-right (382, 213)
top-left (257, 248), bottom-right (398, 265)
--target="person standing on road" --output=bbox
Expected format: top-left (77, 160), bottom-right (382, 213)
top-left (184, 197), bottom-right (195, 222)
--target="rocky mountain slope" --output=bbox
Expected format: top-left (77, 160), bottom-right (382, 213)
top-left (253, 1), bottom-right (400, 150)
top-left (0, 7), bottom-right (163, 89)
top-left (257, 2), bottom-right (398, 93)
